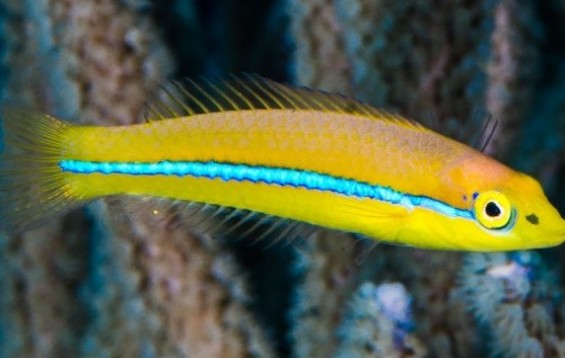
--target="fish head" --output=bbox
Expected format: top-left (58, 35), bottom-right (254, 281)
top-left (474, 172), bottom-right (565, 250)
top-left (399, 159), bottom-right (565, 251)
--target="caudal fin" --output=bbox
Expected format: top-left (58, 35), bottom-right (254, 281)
top-left (0, 108), bottom-right (85, 233)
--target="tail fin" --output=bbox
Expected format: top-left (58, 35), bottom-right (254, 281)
top-left (0, 108), bottom-right (85, 233)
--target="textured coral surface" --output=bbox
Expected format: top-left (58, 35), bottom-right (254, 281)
top-left (1, 1), bottom-right (565, 357)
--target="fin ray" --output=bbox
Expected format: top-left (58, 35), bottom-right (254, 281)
top-left (0, 107), bottom-right (86, 232)
top-left (170, 200), bottom-right (318, 246)
top-left (143, 75), bottom-right (426, 131)
top-left (146, 75), bottom-right (496, 151)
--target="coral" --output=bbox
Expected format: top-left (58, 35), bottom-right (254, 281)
top-left (290, 231), bottom-right (361, 357)
top-left (0, 218), bottom-right (90, 357)
top-left (287, 0), bottom-right (353, 93)
top-left (334, 282), bottom-right (426, 357)
top-left (80, 200), bottom-right (274, 357)
top-left (484, 0), bottom-right (541, 158)
top-left (386, 249), bottom-right (483, 357)
top-left (460, 252), bottom-right (565, 357)
top-left (50, 0), bottom-right (171, 126)
top-left (332, 0), bottom-right (498, 118)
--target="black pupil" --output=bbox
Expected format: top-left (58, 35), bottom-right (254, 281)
top-left (485, 201), bottom-right (501, 217)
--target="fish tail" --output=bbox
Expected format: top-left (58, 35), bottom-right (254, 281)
top-left (0, 108), bottom-right (87, 233)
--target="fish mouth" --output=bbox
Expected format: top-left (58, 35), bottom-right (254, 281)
top-left (549, 229), bottom-right (565, 247)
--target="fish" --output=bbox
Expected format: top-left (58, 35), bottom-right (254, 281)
top-left (0, 77), bottom-right (564, 251)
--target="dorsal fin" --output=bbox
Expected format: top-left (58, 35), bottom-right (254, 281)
top-left (420, 107), bottom-right (499, 153)
top-left (145, 76), bottom-right (499, 152)
top-left (144, 75), bottom-right (425, 130)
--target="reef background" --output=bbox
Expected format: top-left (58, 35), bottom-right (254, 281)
top-left (1, 0), bottom-right (565, 357)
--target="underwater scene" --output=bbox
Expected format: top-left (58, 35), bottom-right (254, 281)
top-left (1, 0), bottom-right (565, 357)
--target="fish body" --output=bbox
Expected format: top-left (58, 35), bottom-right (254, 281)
top-left (1, 78), bottom-right (564, 251)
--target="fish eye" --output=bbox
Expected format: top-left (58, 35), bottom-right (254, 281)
top-left (485, 201), bottom-right (501, 217)
top-left (473, 191), bottom-right (513, 229)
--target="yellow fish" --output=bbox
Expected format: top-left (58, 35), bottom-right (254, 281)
top-left (1, 77), bottom-right (564, 251)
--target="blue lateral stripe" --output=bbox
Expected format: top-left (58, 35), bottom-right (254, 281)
top-left (59, 159), bottom-right (474, 220)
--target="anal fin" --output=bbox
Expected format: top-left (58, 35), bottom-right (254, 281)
top-left (132, 197), bottom-right (319, 248)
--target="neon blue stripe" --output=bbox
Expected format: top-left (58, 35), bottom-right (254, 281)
top-left (59, 159), bottom-right (474, 220)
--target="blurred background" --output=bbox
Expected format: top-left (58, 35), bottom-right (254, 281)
top-left (1, 0), bottom-right (565, 357)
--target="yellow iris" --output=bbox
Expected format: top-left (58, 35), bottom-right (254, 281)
top-left (474, 191), bottom-right (513, 229)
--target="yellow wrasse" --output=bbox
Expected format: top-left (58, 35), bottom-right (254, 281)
top-left (1, 78), bottom-right (564, 251)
